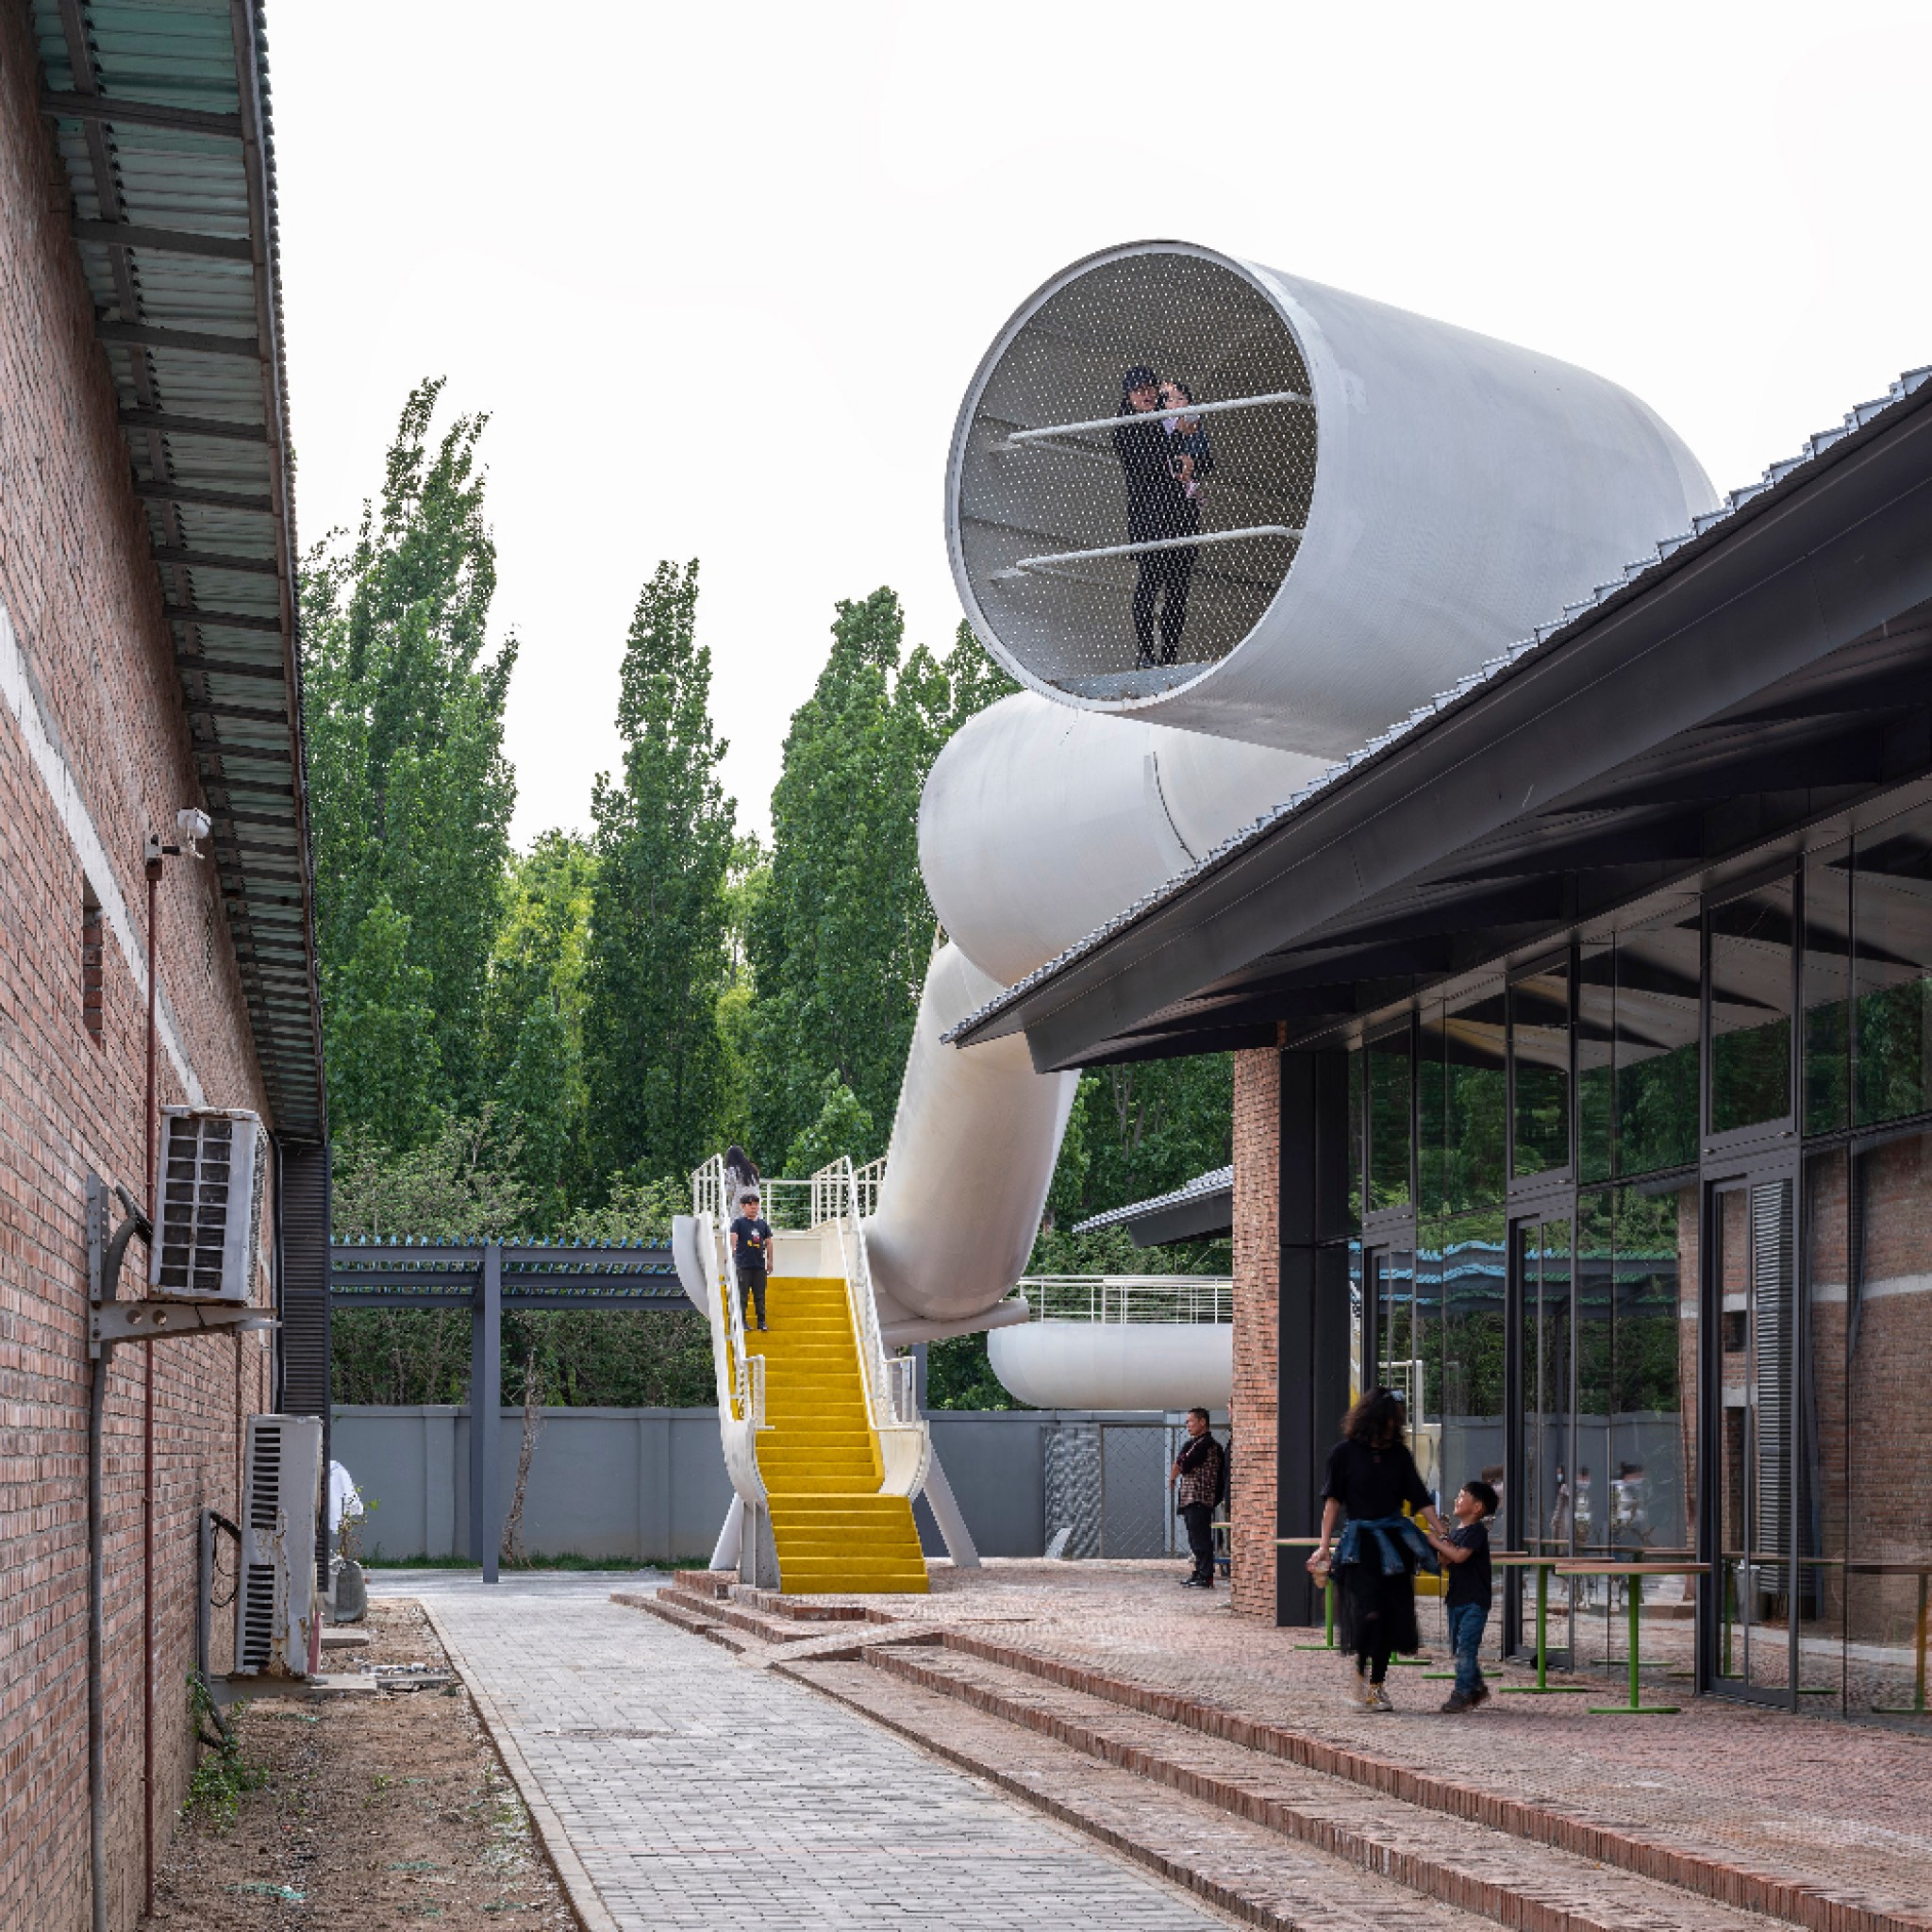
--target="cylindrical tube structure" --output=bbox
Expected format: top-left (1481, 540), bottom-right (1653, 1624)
top-left (947, 240), bottom-right (1716, 756)
top-left (919, 693), bottom-right (1330, 989)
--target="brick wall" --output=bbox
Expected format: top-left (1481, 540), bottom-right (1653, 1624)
top-left (1229, 1047), bottom-right (1279, 1620)
top-left (0, 19), bottom-right (280, 1930)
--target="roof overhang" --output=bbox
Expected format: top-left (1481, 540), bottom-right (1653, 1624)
top-left (1071, 1164), bottom-right (1234, 1245)
top-left (953, 374), bottom-right (1932, 1072)
top-left (31, 0), bottom-right (324, 1140)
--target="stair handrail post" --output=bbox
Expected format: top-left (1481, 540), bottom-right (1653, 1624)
top-left (812, 1155), bottom-right (905, 1431)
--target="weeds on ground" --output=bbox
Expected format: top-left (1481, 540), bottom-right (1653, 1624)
top-left (183, 1675), bottom-right (268, 1830)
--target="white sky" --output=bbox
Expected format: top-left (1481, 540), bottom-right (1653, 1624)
top-left (270, 0), bottom-right (1932, 848)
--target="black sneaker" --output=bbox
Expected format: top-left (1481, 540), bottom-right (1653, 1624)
top-left (1469, 1683), bottom-right (1491, 1708)
top-left (1440, 1690), bottom-right (1474, 1712)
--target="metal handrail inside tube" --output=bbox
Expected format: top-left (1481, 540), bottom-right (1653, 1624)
top-left (1004, 389), bottom-right (1311, 447)
top-left (1011, 1274), bottom-right (1233, 1324)
top-left (1003, 525), bottom-right (1302, 578)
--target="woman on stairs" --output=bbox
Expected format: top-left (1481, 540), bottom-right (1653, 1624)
top-left (1307, 1389), bottom-right (1446, 1712)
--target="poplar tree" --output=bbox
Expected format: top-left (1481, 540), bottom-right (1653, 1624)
top-left (748, 600), bottom-right (1015, 1169)
top-left (582, 560), bottom-right (738, 1188)
top-left (302, 380), bottom-right (518, 1141)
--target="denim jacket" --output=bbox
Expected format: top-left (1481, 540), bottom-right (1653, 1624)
top-left (1334, 1512), bottom-right (1439, 1579)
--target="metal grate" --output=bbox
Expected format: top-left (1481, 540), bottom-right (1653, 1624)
top-left (954, 247), bottom-right (1316, 703)
top-left (153, 1108), bottom-right (264, 1298)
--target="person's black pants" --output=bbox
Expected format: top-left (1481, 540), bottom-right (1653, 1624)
top-left (1180, 1502), bottom-right (1216, 1583)
top-left (741, 1271), bottom-right (767, 1328)
top-left (1132, 544), bottom-right (1197, 664)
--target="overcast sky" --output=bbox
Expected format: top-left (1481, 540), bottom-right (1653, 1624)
top-left (270, 0), bottom-right (1932, 848)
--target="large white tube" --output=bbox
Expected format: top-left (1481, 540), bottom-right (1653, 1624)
top-left (948, 241), bottom-right (1717, 754)
top-left (871, 242), bottom-right (1716, 1343)
top-left (869, 698), bottom-right (1321, 1329)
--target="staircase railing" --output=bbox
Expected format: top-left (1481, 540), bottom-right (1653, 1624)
top-left (692, 1155), bottom-right (765, 1429)
top-left (812, 1155), bottom-right (916, 1432)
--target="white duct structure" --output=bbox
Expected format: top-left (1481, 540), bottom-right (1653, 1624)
top-left (865, 239), bottom-right (1718, 1363)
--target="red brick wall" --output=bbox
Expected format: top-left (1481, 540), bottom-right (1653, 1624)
top-left (0, 20), bottom-right (279, 1929)
top-left (1230, 1047), bottom-right (1280, 1619)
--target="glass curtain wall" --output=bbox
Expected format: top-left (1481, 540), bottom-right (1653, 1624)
top-left (1317, 806), bottom-right (1932, 1723)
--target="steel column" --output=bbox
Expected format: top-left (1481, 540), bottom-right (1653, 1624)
top-left (469, 1242), bottom-right (501, 1581)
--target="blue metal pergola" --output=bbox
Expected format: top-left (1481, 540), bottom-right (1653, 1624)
top-left (329, 1239), bottom-right (689, 1582)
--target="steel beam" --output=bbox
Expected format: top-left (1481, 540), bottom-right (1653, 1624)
top-left (153, 546), bottom-right (280, 576)
top-left (41, 89), bottom-right (242, 138)
top-left (72, 219), bottom-right (254, 260)
top-left (96, 319), bottom-right (259, 359)
top-left (122, 407), bottom-right (265, 441)
top-left (165, 604), bottom-right (282, 631)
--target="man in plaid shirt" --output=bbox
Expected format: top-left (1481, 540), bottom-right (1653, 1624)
top-left (1173, 1407), bottom-right (1227, 1589)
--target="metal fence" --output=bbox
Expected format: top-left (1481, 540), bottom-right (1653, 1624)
top-left (1042, 1420), bottom-right (1185, 1558)
top-left (1015, 1275), bottom-right (1233, 1324)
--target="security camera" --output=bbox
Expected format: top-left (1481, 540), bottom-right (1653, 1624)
top-left (175, 807), bottom-right (211, 858)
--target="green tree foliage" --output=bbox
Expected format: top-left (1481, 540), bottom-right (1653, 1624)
top-left (582, 560), bottom-right (738, 1190)
top-left (302, 380), bottom-right (517, 1139)
top-left (483, 831), bottom-right (596, 1222)
top-left (748, 604), bottom-right (1014, 1165)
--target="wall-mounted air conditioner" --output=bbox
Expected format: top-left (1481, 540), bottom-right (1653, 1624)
top-left (234, 1413), bottom-right (323, 1677)
top-left (151, 1106), bottom-right (267, 1301)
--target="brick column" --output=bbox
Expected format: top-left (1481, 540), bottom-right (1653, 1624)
top-left (1230, 1047), bottom-right (1281, 1619)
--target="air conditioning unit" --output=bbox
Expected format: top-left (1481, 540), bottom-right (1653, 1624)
top-left (234, 1413), bottom-right (323, 1677)
top-left (151, 1107), bottom-right (267, 1300)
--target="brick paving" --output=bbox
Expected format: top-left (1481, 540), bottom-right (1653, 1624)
top-left (661, 1560), bottom-right (1932, 1932)
top-left (417, 1575), bottom-right (1241, 1929)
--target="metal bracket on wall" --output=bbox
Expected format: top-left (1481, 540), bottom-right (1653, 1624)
top-left (92, 1300), bottom-right (275, 1347)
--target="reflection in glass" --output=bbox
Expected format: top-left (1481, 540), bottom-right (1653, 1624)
top-left (1574, 1192), bottom-right (1613, 1592)
top-left (1710, 879), bottom-right (1794, 1135)
top-left (1848, 1133), bottom-right (1932, 1727)
top-left (1438, 1212), bottom-right (1505, 1525)
top-left (1367, 1027), bottom-right (1412, 1211)
top-left (1370, 1247), bottom-right (1432, 1497)
top-left (1852, 808), bottom-right (1932, 1127)
top-left (1800, 1151), bottom-right (1847, 1707)
top-left (1714, 1177), bottom-right (1795, 1692)
top-left (1613, 910), bottom-right (1701, 1176)
top-left (1518, 1218), bottom-right (1574, 1561)
top-left (1804, 848), bottom-right (1852, 1135)
top-left (1510, 961), bottom-right (1571, 1178)
top-left (1578, 946), bottom-right (1614, 1184)
top-left (1421, 988), bottom-right (1506, 1215)
top-left (1345, 1044), bottom-right (1364, 1235)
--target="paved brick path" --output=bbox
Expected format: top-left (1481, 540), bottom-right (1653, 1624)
top-left (414, 1579), bottom-right (1238, 1929)
top-left (770, 1561), bottom-right (1932, 1928)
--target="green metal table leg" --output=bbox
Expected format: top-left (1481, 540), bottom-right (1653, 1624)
top-left (1499, 1560), bottom-right (1587, 1694)
top-left (1294, 1577), bottom-right (1339, 1651)
top-left (1591, 1573), bottom-right (1680, 1714)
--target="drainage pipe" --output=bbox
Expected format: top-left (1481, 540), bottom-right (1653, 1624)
top-left (87, 1339), bottom-right (110, 1932)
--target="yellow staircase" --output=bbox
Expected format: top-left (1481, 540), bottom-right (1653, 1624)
top-left (747, 1272), bottom-right (927, 1594)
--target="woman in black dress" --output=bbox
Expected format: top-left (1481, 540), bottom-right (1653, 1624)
top-left (1307, 1388), bottom-right (1446, 1711)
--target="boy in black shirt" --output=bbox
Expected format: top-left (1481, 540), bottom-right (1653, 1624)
top-left (1426, 1477), bottom-right (1497, 1711)
top-left (728, 1189), bottom-right (773, 1331)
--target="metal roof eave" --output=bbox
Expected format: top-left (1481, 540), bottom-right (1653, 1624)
top-left (956, 372), bottom-right (1932, 1073)
top-left (31, 0), bottom-right (325, 1141)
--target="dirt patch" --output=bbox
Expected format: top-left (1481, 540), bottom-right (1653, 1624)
top-left (149, 1598), bottom-right (579, 1929)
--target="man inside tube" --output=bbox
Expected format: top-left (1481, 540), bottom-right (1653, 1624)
top-left (1112, 365), bottom-right (1211, 668)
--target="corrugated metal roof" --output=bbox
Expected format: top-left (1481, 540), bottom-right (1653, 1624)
top-left (1071, 1163), bottom-right (1232, 1235)
top-left (29, 0), bottom-right (323, 1139)
top-left (945, 361), bottom-right (1932, 1049)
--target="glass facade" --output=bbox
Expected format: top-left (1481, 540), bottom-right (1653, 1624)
top-left (1330, 793), bottom-right (1932, 1724)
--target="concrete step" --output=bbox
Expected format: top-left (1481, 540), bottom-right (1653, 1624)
top-left (853, 1646), bottom-right (1790, 1932)
top-left (785, 1656), bottom-right (1507, 1932)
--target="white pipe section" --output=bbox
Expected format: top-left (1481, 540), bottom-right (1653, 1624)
top-left (1006, 389), bottom-right (1310, 443)
top-left (987, 1322), bottom-right (1233, 1412)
